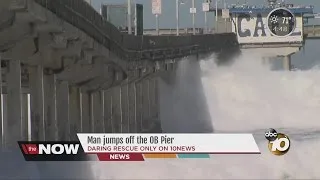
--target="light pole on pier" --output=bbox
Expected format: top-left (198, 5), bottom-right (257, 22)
top-left (156, 14), bottom-right (159, 35)
top-left (127, 0), bottom-right (132, 34)
top-left (215, 0), bottom-right (220, 33)
top-left (176, 0), bottom-right (179, 36)
top-left (192, 0), bottom-right (196, 35)
top-left (204, 9), bottom-right (207, 34)
top-left (152, 0), bottom-right (162, 36)
top-left (223, 0), bottom-right (227, 32)
top-left (134, 0), bottom-right (137, 35)
top-left (203, 0), bottom-right (211, 34)
top-left (176, 0), bottom-right (185, 36)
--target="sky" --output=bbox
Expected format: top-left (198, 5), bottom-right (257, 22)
top-left (90, 0), bottom-right (320, 29)
top-left (89, 0), bottom-right (320, 69)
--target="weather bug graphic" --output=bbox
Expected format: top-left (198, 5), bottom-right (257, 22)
top-left (267, 8), bottom-right (295, 37)
top-left (265, 128), bottom-right (290, 156)
top-left (270, 15), bottom-right (278, 24)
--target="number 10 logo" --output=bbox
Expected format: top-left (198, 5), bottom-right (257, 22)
top-left (265, 128), bottom-right (291, 156)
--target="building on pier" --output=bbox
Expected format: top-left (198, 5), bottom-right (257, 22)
top-left (209, 0), bottom-right (314, 70)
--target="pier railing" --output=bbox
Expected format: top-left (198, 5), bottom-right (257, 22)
top-left (34, 0), bottom-right (239, 61)
top-left (304, 25), bottom-right (320, 39)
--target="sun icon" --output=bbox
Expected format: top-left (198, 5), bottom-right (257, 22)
top-left (270, 15), bottom-right (278, 24)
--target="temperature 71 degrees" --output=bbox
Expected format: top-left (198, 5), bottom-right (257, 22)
top-left (282, 17), bottom-right (291, 24)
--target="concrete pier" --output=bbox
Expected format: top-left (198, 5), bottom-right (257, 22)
top-left (127, 82), bottom-right (137, 132)
top-left (103, 89), bottom-right (113, 132)
top-left (0, 58), bottom-right (3, 148)
top-left (262, 57), bottom-right (270, 65)
top-left (69, 86), bottom-right (82, 140)
top-left (0, 0), bottom-right (238, 146)
top-left (44, 74), bottom-right (57, 141)
top-left (29, 65), bottom-right (45, 141)
top-left (0, 75), bottom-right (162, 142)
top-left (0, 0), bottom-right (240, 178)
top-left (283, 55), bottom-right (292, 71)
top-left (92, 91), bottom-right (105, 133)
top-left (6, 60), bottom-right (24, 147)
top-left (56, 80), bottom-right (70, 140)
top-left (80, 92), bottom-right (92, 133)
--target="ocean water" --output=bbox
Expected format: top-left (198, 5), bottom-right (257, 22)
top-left (90, 52), bottom-right (320, 179)
top-left (1, 52), bottom-right (319, 179)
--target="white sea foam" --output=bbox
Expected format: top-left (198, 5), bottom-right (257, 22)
top-left (90, 52), bottom-right (320, 179)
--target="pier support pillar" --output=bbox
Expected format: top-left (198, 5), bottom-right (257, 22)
top-left (5, 60), bottom-right (25, 147)
top-left (69, 86), bottom-right (81, 140)
top-left (92, 91), bottom-right (105, 133)
top-left (0, 57), bottom-right (3, 147)
top-left (135, 81), bottom-right (143, 132)
top-left (89, 93), bottom-right (94, 132)
top-left (141, 79), bottom-right (151, 131)
top-left (112, 86), bottom-right (122, 132)
top-left (146, 78), bottom-right (161, 133)
top-left (29, 65), bottom-right (45, 141)
top-left (283, 55), bottom-right (291, 71)
top-left (44, 74), bottom-right (57, 140)
top-left (80, 91), bottom-right (92, 133)
top-left (262, 57), bottom-right (268, 65)
top-left (56, 81), bottom-right (69, 140)
top-left (103, 89), bottom-right (113, 132)
top-left (128, 82), bottom-right (137, 132)
top-left (262, 57), bottom-right (273, 67)
top-left (2, 95), bottom-right (7, 147)
top-left (21, 94), bottom-right (29, 140)
top-left (149, 78), bottom-right (158, 119)
top-left (121, 82), bottom-right (129, 132)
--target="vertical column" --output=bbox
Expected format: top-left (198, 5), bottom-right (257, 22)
top-left (44, 74), bottom-right (57, 140)
top-left (149, 78), bottom-right (157, 119)
top-left (89, 93), bottom-right (94, 132)
top-left (154, 78), bottom-right (159, 120)
top-left (283, 55), bottom-right (291, 71)
top-left (128, 82), bottom-right (136, 132)
top-left (0, 57), bottom-right (3, 147)
top-left (153, 78), bottom-right (162, 133)
top-left (104, 89), bottom-right (113, 132)
top-left (92, 91), bottom-right (105, 133)
top-left (80, 91), bottom-right (91, 133)
top-left (69, 86), bottom-right (81, 140)
top-left (135, 82), bottom-right (143, 132)
top-left (148, 77), bottom-right (162, 133)
top-left (262, 57), bottom-right (273, 66)
top-left (120, 83), bottom-right (129, 132)
top-left (56, 80), bottom-right (69, 140)
top-left (141, 79), bottom-right (151, 130)
top-left (2, 94), bottom-right (8, 142)
top-left (2, 95), bottom-right (7, 147)
top-left (29, 65), bottom-right (45, 141)
top-left (21, 94), bottom-right (29, 140)
top-left (5, 60), bottom-right (24, 147)
top-left (111, 86), bottom-right (122, 132)
top-left (262, 57), bottom-right (267, 65)
top-left (101, 91), bottom-right (105, 132)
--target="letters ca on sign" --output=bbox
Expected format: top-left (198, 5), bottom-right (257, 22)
top-left (236, 13), bottom-right (268, 37)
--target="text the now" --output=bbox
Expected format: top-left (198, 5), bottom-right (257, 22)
top-left (39, 144), bottom-right (79, 154)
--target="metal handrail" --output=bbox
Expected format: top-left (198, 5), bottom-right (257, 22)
top-left (34, 0), bottom-right (238, 61)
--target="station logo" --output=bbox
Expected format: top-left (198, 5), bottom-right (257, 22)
top-left (264, 128), bottom-right (290, 156)
top-left (18, 141), bottom-right (87, 161)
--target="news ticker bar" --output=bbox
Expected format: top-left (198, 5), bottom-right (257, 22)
top-left (18, 133), bottom-right (261, 161)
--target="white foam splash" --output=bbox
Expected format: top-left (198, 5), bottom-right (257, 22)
top-left (90, 53), bottom-right (320, 179)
